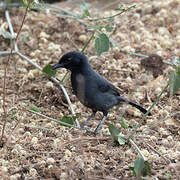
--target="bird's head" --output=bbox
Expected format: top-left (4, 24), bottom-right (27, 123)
top-left (52, 51), bottom-right (89, 71)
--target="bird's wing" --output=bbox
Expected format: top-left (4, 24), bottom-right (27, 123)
top-left (98, 80), bottom-right (120, 96)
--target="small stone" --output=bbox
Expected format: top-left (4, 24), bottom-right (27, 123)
top-left (24, 131), bottom-right (31, 137)
top-left (64, 149), bottom-right (72, 157)
top-left (150, 136), bottom-right (157, 141)
top-left (53, 138), bottom-right (61, 149)
top-left (122, 45), bottom-right (135, 53)
top-left (28, 69), bottom-right (41, 79)
top-left (141, 149), bottom-right (150, 158)
top-left (45, 81), bottom-right (54, 89)
top-left (46, 157), bottom-right (55, 164)
top-left (29, 168), bottom-right (38, 176)
top-left (31, 137), bottom-right (38, 144)
top-left (158, 146), bottom-right (166, 154)
top-left (79, 34), bottom-right (87, 43)
top-left (39, 31), bottom-right (50, 38)
top-left (161, 139), bottom-right (169, 146)
top-left (176, 142), bottom-right (180, 151)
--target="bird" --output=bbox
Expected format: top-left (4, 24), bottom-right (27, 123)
top-left (52, 51), bottom-right (150, 135)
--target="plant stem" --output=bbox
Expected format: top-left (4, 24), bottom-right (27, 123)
top-left (88, 5), bottom-right (136, 21)
top-left (81, 31), bottom-right (95, 53)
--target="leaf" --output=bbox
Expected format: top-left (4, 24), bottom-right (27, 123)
top-left (134, 158), bottom-right (145, 176)
top-left (173, 72), bottom-right (180, 94)
top-left (88, 25), bottom-right (104, 31)
top-left (169, 71), bottom-right (180, 95)
top-left (120, 117), bottom-right (129, 129)
top-left (0, 29), bottom-right (15, 39)
top-left (82, 9), bottom-right (90, 17)
top-left (60, 115), bottom-right (79, 127)
top-left (108, 124), bottom-right (126, 145)
top-left (117, 136), bottom-right (126, 145)
top-left (79, 2), bottom-right (91, 18)
top-left (109, 124), bottom-right (120, 139)
top-left (105, 25), bottom-right (114, 32)
top-left (108, 17), bottom-right (114, 23)
top-left (142, 161), bottom-right (151, 176)
top-left (172, 56), bottom-right (180, 67)
top-left (30, 105), bottom-right (41, 112)
top-left (130, 158), bottom-right (151, 177)
top-left (42, 64), bottom-right (56, 77)
top-left (95, 33), bottom-right (110, 56)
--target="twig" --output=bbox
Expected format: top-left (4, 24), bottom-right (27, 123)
top-left (28, 110), bottom-right (77, 128)
top-left (129, 138), bottom-right (146, 161)
top-left (143, 111), bottom-right (180, 133)
top-left (146, 143), bottom-right (170, 164)
top-left (28, 110), bottom-right (93, 133)
top-left (0, 50), bottom-right (17, 55)
top-left (88, 5), bottom-right (136, 21)
top-left (5, 11), bottom-right (18, 52)
top-left (3, 116), bottom-right (22, 147)
top-left (81, 31), bottom-right (95, 53)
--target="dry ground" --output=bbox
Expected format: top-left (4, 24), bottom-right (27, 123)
top-left (0, 0), bottom-right (180, 179)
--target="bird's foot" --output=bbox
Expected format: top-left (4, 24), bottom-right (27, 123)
top-left (93, 128), bottom-right (99, 136)
top-left (80, 122), bottom-right (87, 129)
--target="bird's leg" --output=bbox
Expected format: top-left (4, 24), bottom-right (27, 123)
top-left (94, 111), bottom-right (108, 135)
top-left (94, 116), bottom-right (107, 135)
top-left (81, 111), bottom-right (96, 128)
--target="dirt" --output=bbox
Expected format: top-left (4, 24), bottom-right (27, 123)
top-left (0, 0), bottom-right (180, 179)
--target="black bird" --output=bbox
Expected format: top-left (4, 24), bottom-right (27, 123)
top-left (52, 51), bottom-right (149, 135)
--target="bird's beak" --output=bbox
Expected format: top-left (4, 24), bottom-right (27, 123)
top-left (52, 63), bottom-right (63, 70)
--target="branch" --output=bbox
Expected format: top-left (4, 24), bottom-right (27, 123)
top-left (88, 5), bottom-right (136, 21)
top-left (129, 138), bottom-right (146, 161)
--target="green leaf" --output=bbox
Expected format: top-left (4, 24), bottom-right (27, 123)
top-left (60, 115), bottom-right (79, 127)
top-left (23, 0), bottom-right (28, 6)
top-left (172, 56), bottom-right (180, 67)
top-left (143, 161), bottom-right (151, 176)
top-left (42, 64), bottom-right (56, 77)
top-left (105, 25), bottom-right (114, 32)
top-left (169, 71), bottom-right (180, 95)
top-left (0, 29), bottom-right (15, 39)
top-left (82, 9), bottom-right (90, 17)
top-left (30, 105), bottom-right (41, 112)
top-left (134, 158), bottom-right (145, 176)
top-left (169, 71), bottom-right (175, 94)
top-left (120, 117), bottom-right (129, 129)
top-left (108, 17), bottom-right (114, 23)
top-left (117, 136), bottom-right (126, 145)
top-left (108, 124), bottom-right (127, 145)
top-left (130, 158), bottom-right (151, 177)
top-left (95, 33), bottom-right (110, 56)
top-left (87, 25), bottom-right (104, 31)
top-left (109, 124), bottom-right (120, 139)
top-left (173, 72), bottom-right (180, 94)
top-left (79, 2), bottom-right (91, 18)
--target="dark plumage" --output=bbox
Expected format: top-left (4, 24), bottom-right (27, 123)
top-left (52, 51), bottom-right (149, 135)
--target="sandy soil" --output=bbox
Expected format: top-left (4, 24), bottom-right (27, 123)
top-left (0, 0), bottom-right (180, 179)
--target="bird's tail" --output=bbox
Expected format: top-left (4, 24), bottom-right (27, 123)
top-left (117, 97), bottom-right (149, 115)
